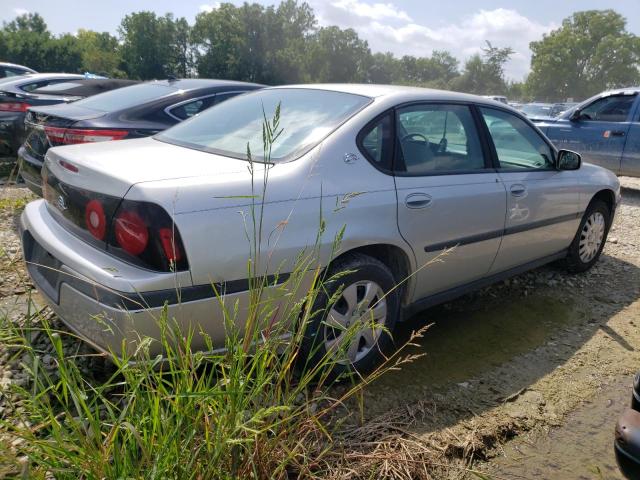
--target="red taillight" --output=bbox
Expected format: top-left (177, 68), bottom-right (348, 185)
top-left (58, 159), bottom-right (79, 173)
top-left (0, 102), bottom-right (30, 112)
top-left (159, 228), bottom-right (183, 263)
top-left (85, 199), bottom-right (106, 240)
top-left (44, 127), bottom-right (128, 145)
top-left (114, 210), bottom-right (149, 256)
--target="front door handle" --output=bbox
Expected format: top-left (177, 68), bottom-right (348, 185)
top-left (510, 184), bottom-right (527, 197)
top-left (405, 193), bottom-right (432, 209)
top-left (611, 130), bottom-right (626, 137)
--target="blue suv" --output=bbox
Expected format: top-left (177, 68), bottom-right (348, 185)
top-left (538, 88), bottom-right (640, 177)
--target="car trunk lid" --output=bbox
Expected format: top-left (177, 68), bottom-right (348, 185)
top-left (23, 105), bottom-right (105, 161)
top-left (45, 136), bottom-right (254, 198)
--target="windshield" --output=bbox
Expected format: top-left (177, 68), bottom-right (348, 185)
top-left (521, 104), bottom-right (553, 117)
top-left (156, 88), bottom-right (371, 162)
top-left (70, 83), bottom-right (176, 112)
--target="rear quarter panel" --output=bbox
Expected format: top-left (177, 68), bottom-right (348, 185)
top-left (124, 106), bottom-right (414, 287)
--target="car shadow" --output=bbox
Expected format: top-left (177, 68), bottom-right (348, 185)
top-left (357, 253), bottom-right (640, 438)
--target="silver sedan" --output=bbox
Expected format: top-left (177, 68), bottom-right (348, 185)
top-left (20, 85), bottom-right (621, 375)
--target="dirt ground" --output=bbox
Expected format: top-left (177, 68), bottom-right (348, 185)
top-left (348, 177), bottom-right (640, 478)
top-left (0, 177), bottom-right (639, 479)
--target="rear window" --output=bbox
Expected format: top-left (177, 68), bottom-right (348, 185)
top-left (34, 82), bottom-right (84, 93)
top-left (71, 83), bottom-right (176, 112)
top-left (156, 88), bottom-right (371, 162)
top-left (522, 104), bottom-right (552, 117)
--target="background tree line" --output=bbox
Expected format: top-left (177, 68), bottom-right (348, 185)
top-left (0, 2), bottom-right (638, 102)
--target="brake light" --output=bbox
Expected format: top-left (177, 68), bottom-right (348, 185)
top-left (114, 210), bottom-right (149, 256)
top-left (85, 199), bottom-right (106, 240)
top-left (44, 127), bottom-right (128, 145)
top-left (0, 102), bottom-right (30, 112)
top-left (159, 228), bottom-right (183, 263)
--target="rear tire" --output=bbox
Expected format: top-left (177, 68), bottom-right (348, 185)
top-left (565, 199), bottom-right (611, 273)
top-left (300, 253), bottom-right (399, 380)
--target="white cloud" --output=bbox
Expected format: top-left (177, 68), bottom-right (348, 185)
top-left (329, 0), bottom-right (411, 22)
top-left (312, 3), bottom-right (556, 80)
top-left (199, 3), bottom-right (221, 13)
top-left (13, 8), bottom-right (30, 16)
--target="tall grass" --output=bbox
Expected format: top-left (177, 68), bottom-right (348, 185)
top-left (0, 107), bottom-right (423, 479)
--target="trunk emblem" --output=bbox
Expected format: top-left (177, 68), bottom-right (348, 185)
top-left (57, 195), bottom-right (68, 211)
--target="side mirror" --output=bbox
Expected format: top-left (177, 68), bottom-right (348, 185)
top-left (557, 149), bottom-right (581, 170)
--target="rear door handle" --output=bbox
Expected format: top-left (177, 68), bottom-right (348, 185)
top-left (510, 184), bottom-right (527, 197)
top-left (405, 193), bottom-right (432, 209)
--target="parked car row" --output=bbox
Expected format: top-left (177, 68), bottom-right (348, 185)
top-left (1, 73), bottom-right (85, 157)
top-left (17, 83), bottom-right (620, 375)
top-left (18, 78), bottom-right (262, 194)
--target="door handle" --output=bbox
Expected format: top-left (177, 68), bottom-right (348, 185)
top-left (510, 184), bottom-right (527, 197)
top-left (611, 130), bottom-right (626, 137)
top-left (405, 193), bottom-right (432, 209)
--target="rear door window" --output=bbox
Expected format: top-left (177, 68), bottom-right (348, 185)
top-left (394, 104), bottom-right (486, 174)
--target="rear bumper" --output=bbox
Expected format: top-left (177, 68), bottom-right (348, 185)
top-left (20, 200), bottom-right (246, 357)
top-left (17, 146), bottom-right (43, 196)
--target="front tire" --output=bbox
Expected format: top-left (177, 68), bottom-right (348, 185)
top-left (565, 199), bottom-right (611, 273)
top-left (301, 253), bottom-right (400, 379)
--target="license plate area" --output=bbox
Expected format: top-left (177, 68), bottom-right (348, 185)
top-left (22, 231), bottom-right (62, 303)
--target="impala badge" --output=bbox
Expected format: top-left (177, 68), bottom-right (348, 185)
top-left (344, 153), bottom-right (358, 164)
top-left (57, 195), bottom-right (68, 211)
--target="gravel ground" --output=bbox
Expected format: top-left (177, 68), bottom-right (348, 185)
top-left (0, 178), bottom-right (639, 478)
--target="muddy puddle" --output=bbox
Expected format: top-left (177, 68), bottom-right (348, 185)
top-left (484, 375), bottom-right (630, 479)
top-left (363, 294), bottom-right (586, 417)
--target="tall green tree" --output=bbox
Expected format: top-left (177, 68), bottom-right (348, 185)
top-left (193, 1), bottom-right (315, 83)
top-left (45, 33), bottom-right (82, 72)
top-left (0, 13), bottom-right (51, 71)
top-left (450, 42), bottom-right (513, 94)
top-left (76, 30), bottom-right (123, 77)
top-left (527, 10), bottom-right (640, 101)
top-left (308, 26), bottom-right (370, 83)
top-left (368, 52), bottom-right (399, 84)
top-left (119, 12), bottom-right (191, 79)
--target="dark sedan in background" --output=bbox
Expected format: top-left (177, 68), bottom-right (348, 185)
top-left (29, 78), bottom-right (138, 100)
top-left (18, 78), bottom-right (263, 195)
top-left (1, 73), bottom-right (87, 157)
top-left (0, 62), bottom-right (36, 78)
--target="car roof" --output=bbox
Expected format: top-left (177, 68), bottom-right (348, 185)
top-left (0, 73), bottom-right (84, 86)
top-left (30, 78), bottom-right (139, 97)
top-left (150, 78), bottom-right (265, 90)
top-left (267, 83), bottom-right (511, 106)
top-left (0, 62), bottom-right (35, 71)
top-left (601, 87), bottom-right (640, 95)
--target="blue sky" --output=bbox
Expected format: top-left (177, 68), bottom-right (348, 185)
top-left (2, 0), bottom-right (639, 80)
